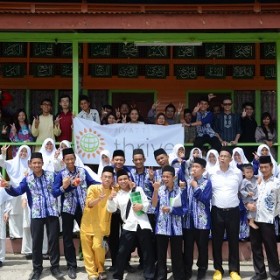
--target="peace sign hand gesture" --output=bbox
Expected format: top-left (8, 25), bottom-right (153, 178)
top-left (1, 144), bottom-right (10, 156)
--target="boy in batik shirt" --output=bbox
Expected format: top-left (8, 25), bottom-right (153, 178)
top-left (152, 165), bottom-right (187, 280)
top-left (183, 158), bottom-right (212, 280)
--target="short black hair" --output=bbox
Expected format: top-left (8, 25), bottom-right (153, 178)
top-left (165, 103), bottom-right (176, 112)
top-left (199, 98), bottom-right (209, 104)
top-left (41, 98), bottom-right (52, 105)
top-left (184, 108), bottom-right (192, 115)
top-left (242, 102), bottom-right (254, 110)
top-left (242, 163), bottom-right (254, 171)
top-left (59, 95), bottom-right (71, 103)
top-left (79, 95), bottom-right (90, 103)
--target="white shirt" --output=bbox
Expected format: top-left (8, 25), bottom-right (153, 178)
top-left (208, 165), bottom-right (242, 208)
top-left (77, 109), bottom-right (100, 124)
top-left (255, 176), bottom-right (280, 224)
top-left (107, 186), bottom-right (152, 232)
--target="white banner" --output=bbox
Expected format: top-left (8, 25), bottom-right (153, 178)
top-left (73, 118), bottom-right (184, 166)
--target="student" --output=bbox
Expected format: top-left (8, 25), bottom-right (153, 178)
top-left (77, 95), bottom-right (100, 124)
top-left (97, 150), bottom-right (111, 179)
top-left (39, 138), bottom-right (57, 172)
top-left (152, 165), bottom-right (187, 280)
top-left (205, 149), bottom-right (219, 172)
top-left (186, 148), bottom-right (203, 179)
top-left (246, 156), bottom-right (280, 280)
top-left (80, 166), bottom-right (115, 280)
top-left (52, 147), bottom-right (98, 279)
top-left (108, 149), bottom-right (133, 272)
top-left (240, 164), bottom-right (258, 230)
top-left (31, 99), bottom-right (61, 151)
top-left (1, 152), bottom-right (63, 280)
top-left (191, 98), bottom-right (222, 152)
top-left (0, 187), bottom-right (12, 267)
top-left (183, 158), bottom-right (212, 280)
top-left (107, 169), bottom-right (155, 280)
top-left (56, 95), bottom-right (73, 142)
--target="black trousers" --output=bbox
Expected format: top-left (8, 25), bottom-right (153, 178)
top-left (61, 207), bottom-right (82, 268)
top-left (108, 211), bottom-right (122, 267)
top-left (156, 235), bottom-right (185, 280)
top-left (194, 135), bottom-right (222, 152)
top-left (30, 216), bottom-right (60, 273)
top-left (250, 222), bottom-right (280, 279)
top-left (113, 227), bottom-right (155, 280)
top-left (183, 228), bottom-right (210, 277)
top-left (211, 206), bottom-right (240, 274)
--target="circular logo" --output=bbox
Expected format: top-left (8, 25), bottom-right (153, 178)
top-left (80, 133), bottom-right (99, 153)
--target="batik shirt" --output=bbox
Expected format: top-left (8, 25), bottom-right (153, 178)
top-left (154, 183), bottom-right (187, 236)
top-left (183, 176), bottom-right (212, 230)
top-left (53, 166), bottom-right (98, 215)
top-left (255, 176), bottom-right (280, 224)
top-left (5, 171), bottom-right (59, 218)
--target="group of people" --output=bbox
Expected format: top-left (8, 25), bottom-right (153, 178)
top-left (0, 94), bottom-right (279, 280)
top-left (0, 138), bottom-right (280, 280)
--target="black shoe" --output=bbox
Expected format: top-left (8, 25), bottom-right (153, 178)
top-left (125, 264), bottom-right (136, 273)
top-left (197, 270), bottom-right (206, 280)
top-left (51, 267), bottom-right (64, 279)
top-left (108, 266), bottom-right (115, 272)
top-left (0, 261), bottom-right (2, 267)
top-left (25, 254), bottom-right (33, 260)
top-left (29, 271), bottom-right (42, 280)
top-left (250, 274), bottom-right (267, 280)
top-left (68, 267), bottom-right (77, 279)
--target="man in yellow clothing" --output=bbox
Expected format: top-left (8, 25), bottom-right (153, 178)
top-left (80, 166), bottom-right (115, 280)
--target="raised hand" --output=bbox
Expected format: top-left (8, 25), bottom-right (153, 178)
top-left (153, 181), bottom-right (160, 191)
top-left (1, 144), bottom-right (10, 156)
top-left (1, 125), bottom-right (8, 135)
top-left (177, 102), bottom-right (184, 114)
top-left (148, 166), bottom-right (154, 181)
top-left (33, 116), bottom-right (40, 128)
top-left (242, 108), bottom-right (247, 118)
top-left (54, 116), bottom-right (62, 127)
top-left (10, 123), bottom-right (17, 134)
top-left (115, 108), bottom-right (121, 119)
top-left (152, 101), bottom-right (160, 111)
top-left (193, 102), bottom-right (200, 114)
top-left (62, 176), bottom-right (71, 189)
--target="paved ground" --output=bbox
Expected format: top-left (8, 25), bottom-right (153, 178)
top-left (0, 254), bottom-right (270, 280)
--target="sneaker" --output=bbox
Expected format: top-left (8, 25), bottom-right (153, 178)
top-left (51, 267), bottom-right (64, 279)
top-left (250, 275), bottom-right (267, 280)
top-left (29, 271), bottom-right (42, 280)
top-left (99, 272), bottom-right (107, 280)
top-left (197, 270), bottom-right (206, 280)
top-left (230, 272), bottom-right (241, 280)
top-left (25, 254), bottom-right (33, 260)
top-left (42, 254), bottom-right (49, 260)
top-left (213, 270), bottom-right (223, 280)
top-left (68, 267), bottom-right (77, 279)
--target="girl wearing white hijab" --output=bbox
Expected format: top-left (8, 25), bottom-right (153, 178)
top-left (186, 147), bottom-right (203, 179)
top-left (231, 147), bottom-right (249, 170)
top-left (205, 149), bottom-right (219, 171)
top-left (97, 149), bottom-right (111, 179)
top-left (168, 144), bottom-right (185, 166)
top-left (39, 138), bottom-right (57, 172)
top-left (253, 144), bottom-right (278, 176)
top-left (0, 145), bottom-right (31, 239)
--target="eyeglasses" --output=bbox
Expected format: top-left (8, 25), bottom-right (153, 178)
top-left (223, 103), bottom-right (232, 106)
top-left (42, 103), bottom-right (51, 106)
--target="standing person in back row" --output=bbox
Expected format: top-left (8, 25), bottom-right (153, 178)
top-left (31, 99), bottom-right (61, 151)
top-left (214, 98), bottom-right (241, 147)
top-left (77, 95), bottom-right (100, 124)
top-left (208, 147), bottom-right (242, 280)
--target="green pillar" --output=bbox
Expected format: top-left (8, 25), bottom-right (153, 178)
top-left (72, 41), bottom-right (79, 115)
top-left (255, 90), bottom-right (261, 125)
top-left (276, 41), bottom-right (280, 162)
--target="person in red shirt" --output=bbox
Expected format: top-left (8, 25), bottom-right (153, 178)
top-left (56, 95), bottom-right (73, 142)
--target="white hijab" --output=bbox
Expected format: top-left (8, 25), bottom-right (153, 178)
top-left (39, 138), bottom-right (57, 172)
top-left (256, 144), bottom-right (278, 176)
top-left (168, 144), bottom-right (185, 165)
top-left (205, 149), bottom-right (219, 171)
top-left (188, 147), bottom-right (203, 162)
top-left (231, 147), bottom-right (249, 168)
top-left (97, 150), bottom-right (111, 179)
top-left (5, 145), bottom-right (31, 187)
